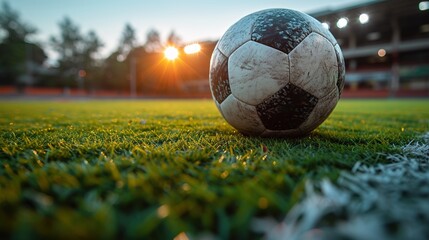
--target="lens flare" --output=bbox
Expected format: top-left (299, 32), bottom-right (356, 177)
top-left (164, 46), bottom-right (179, 60)
top-left (184, 43), bottom-right (201, 54)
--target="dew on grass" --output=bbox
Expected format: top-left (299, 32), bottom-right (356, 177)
top-left (157, 204), bottom-right (169, 218)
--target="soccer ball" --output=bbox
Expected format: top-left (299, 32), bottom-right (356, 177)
top-left (209, 8), bottom-right (345, 137)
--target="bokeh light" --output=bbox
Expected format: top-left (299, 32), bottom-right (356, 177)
top-left (337, 17), bottom-right (348, 28)
top-left (378, 48), bottom-right (386, 57)
top-left (184, 43), bottom-right (201, 54)
top-left (78, 69), bottom-right (86, 78)
top-left (419, 1), bottom-right (429, 11)
top-left (359, 13), bottom-right (369, 24)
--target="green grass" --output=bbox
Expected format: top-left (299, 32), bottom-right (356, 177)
top-left (0, 99), bottom-right (428, 239)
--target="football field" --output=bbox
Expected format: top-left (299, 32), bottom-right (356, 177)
top-left (0, 99), bottom-right (428, 239)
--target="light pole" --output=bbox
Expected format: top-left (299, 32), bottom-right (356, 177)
top-left (390, 17), bottom-right (400, 98)
top-left (130, 56), bottom-right (137, 98)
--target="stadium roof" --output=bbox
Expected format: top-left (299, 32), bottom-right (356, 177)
top-left (308, 0), bottom-right (382, 17)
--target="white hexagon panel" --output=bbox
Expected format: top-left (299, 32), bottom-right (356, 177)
top-left (289, 32), bottom-right (338, 99)
top-left (228, 41), bottom-right (289, 106)
top-left (220, 95), bottom-right (266, 135)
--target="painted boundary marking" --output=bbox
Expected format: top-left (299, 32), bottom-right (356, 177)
top-left (253, 132), bottom-right (429, 240)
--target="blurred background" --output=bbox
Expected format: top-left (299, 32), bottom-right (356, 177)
top-left (0, 0), bottom-right (428, 98)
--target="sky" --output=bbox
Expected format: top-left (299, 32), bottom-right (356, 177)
top-left (5, 0), bottom-right (365, 60)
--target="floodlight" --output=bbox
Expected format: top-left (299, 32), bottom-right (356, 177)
top-left (419, 1), bottom-right (429, 11)
top-left (337, 18), bottom-right (348, 28)
top-left (359, 13), bottom-right (369, 24)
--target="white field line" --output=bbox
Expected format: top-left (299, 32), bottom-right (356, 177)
top-left (253, 132), bottom-right (429, 240)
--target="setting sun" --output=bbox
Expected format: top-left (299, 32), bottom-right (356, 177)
top-left (164, 46), bottom-right (179, 60)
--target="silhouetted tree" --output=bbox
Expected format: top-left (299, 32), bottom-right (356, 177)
top-left (118, 23), bottom-right (136, 58)
top-left (0, 2), bottom-right (46, 86)
top-left (0, 2), bottom-right (36, 42)
top-left (101, 51), bottom-right (127, 90)
top-left (144, 29), bottom-right (162, 53)
top-left (166, 30), bottom-right (181, 46)
top-left (100, 23), bottom-right (139, 91)
top-left (81, 30), bottom-right (103, 89)
top-left (82, 31), bottom-right (103, 61)
top-left (50, 17), bottom-right (103, 89)
top-left (50, 17), bottom-right (81, 86)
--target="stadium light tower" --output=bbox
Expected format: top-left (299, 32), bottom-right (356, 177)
top-left (337, 18), bottom-right (348, 28)
top-left (359, 13), bottom-right (369, 24)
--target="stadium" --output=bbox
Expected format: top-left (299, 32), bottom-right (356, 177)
top-left (1, 0), bottom-right (428, 98)
top-left (0, 0), bottom-right (428, 239)
top-left (176, 0), bottom-right (429, 98)
top-left (311, 0), bottom-right (429, 98)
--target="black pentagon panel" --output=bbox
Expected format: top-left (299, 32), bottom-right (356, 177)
top-left (334, 45), bottom-right (346, 96)
top-left (250, 9), bottom-right (312, 54)
top-left (209, 49), bottom-right (231, 104)
top-left (301, 13), bottom-right (337, 46)
top-left (256, 83), bottom-right (318, 130)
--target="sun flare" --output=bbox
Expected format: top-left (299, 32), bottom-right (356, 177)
top-left (164, 46), bottom-right (179, 60)
top-left (184, 43), bottom-right (201, 54)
